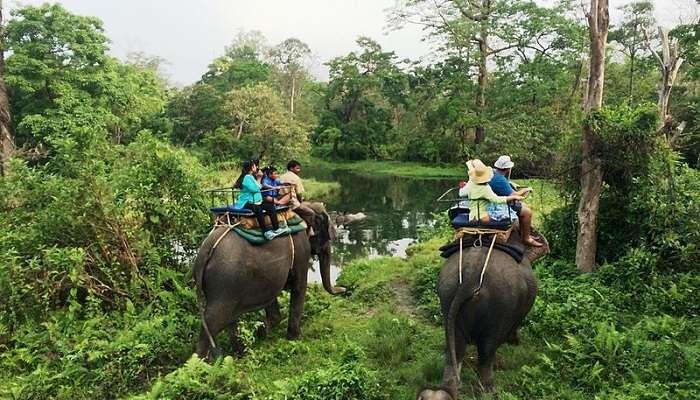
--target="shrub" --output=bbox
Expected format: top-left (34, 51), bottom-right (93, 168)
top-left (363, 312), bottom-right (418, 367)
top-left (130, 355), bottom-right (251, 400)
top-left (527, 263), bottom-right (621, 338)
top-left (286, 345), bottom-right (384, 400)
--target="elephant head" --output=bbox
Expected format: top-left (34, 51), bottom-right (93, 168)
top-left (416, 388), bottom-right (454, 400)
top-left (305, 202), bottom-right (346, 295)
top-left (524, 228), bottom-right (550, 264)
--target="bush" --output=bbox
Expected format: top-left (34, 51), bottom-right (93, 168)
top-left (286, 345), bottom-right (384, 400)
top-left (363, 312), bottom-right (418, 367)
top-left (527, 263), bottom-right (621, 338)
top-left (0, 133), bottom-right (209, 329)
top-left (130, 355), bottom-right (251, 400)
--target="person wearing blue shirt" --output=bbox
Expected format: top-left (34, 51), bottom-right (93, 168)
top-left (261, 166), bottom-right (291, 205)
top-left (489, 155), bottom-right (543, 247)
top-left (234, 160), bottom-right (288, 240)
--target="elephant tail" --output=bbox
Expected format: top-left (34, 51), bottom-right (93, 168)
top-left (193, 230), bottom-right (225, 351)
top-left (446, 278), bottom-right (480, 383)
top-left (193, 229), bottom-right (220, 300)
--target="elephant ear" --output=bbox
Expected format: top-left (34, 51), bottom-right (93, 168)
top-left (306, 202), bottom-right (334, 238)
top-left (524, 228), bottom-right (550, 264)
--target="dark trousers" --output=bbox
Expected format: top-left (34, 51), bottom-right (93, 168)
top-left (244, 201), bottom-right (279, 231)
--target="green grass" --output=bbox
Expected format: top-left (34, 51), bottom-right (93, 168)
top-left (308, 158), bottom-right (466, 178)
top-left (517, 178), bottom-right (560, 227)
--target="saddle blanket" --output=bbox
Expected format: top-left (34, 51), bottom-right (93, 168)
top-left (439, 234), bottom-right (525, 263)
top-left (233, 214), bottom-right (307, 245)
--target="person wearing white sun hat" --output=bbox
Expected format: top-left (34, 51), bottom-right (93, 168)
top-left (458, 159), bottom-right (523, 222)
top-left (489, 155), bottom-right (543, 247)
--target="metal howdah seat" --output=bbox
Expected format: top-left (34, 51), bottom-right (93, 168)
top-left (450, 213), bottom-right (512, 231)
top-left (437, 187), bottom-right (514, 231)
top-left (206, 188), bottom-right (291, 218)
top-left (209, 204), bottom-right (290, 216)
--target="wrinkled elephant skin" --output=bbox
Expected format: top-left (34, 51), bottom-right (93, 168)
top-left (424, 232), bottom-right (548, 399)
top-left (192, 205), bottom-right (343, 358)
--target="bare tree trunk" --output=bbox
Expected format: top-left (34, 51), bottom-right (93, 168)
top-left (474, 28), bottom-right (488, 144)
top-left (576, 0), bottom-right (609, 273)
top-left (236, 122), bottom-right (243, 140)
top-left (0, 0), bottom-right (14, 177)
top-left (648, 27), bottom-right (683, 128)
top-left (628, 52), bottom-right (635, 105)
top-left (290, 77), bottom-right (295, 114)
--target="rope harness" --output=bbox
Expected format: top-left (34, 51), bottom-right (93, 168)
top-left (454, 226), bottom-right (511, 295)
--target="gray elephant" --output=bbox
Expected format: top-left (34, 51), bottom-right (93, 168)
top-left (192, 202), bottom-right (345, 358)
top-left (418, 231), bottom-right (549, 400)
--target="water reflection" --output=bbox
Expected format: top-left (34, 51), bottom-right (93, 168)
top-left (304, 167), bottom-right (456, 283)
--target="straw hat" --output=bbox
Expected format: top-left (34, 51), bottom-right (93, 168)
top-left (494, 155), bottom-right (514, 169)
top-left (466, 159), bottom-right (493, 184)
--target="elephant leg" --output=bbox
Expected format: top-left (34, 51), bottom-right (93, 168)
top-left (287, 272), bottom-right (308, 340)
top-left (265, 299), bottom-right (283, 335)
top-left (256, 299), bottom-right (283, 339)
top-left (506, 327), bottom-right (520, 345)
top-left (228, 320), bottom-right (246, 357)
top-left (476, 339), bottom-right (497, 391)
top-left (196, 300), bottom-right (240, 360)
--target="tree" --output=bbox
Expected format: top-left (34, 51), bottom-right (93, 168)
top-left (0, 0), bottom-right (13, 176)
top-left (3, 4), bottom-right (169, 153)
top-left (201, 31), bottom-right (270, 93)
top-left (646, 27), bottom-right (684, 135)
top-left (576, 0), bottom-right (609, 273)
top-left (168, 83), bottom-right (227, 145)
top-left (609, 0), bottom-right (656, 105)
top-left (269, 38), bottom-right (312, 114)
top-left (320, 37), bottom-right (407, 159)
top-left (224, 83), bottom-right (309, 163)
top-left (389, 0), bottom-right (577, 144)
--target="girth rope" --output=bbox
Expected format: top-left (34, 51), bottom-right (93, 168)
top-left (283, 213), bottom-right (295, 271)
top-left (454, 227), bottom-right (508, 293)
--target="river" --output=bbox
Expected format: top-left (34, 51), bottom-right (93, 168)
top-left (304, 166), bottom-right (456, 284)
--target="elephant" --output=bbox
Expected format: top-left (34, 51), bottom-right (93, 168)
top-left (418, 230), bottom-right (549, 400)
top-left (334, 211), bottom-right (367, 226)
top-left (192, 202), bottom-right (346, 358)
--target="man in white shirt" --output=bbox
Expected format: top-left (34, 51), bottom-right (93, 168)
top-left (280, 160), bottom-right (316, 234)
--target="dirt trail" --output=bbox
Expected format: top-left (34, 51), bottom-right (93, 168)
top-left (391, 279), bottom-right (419, 318)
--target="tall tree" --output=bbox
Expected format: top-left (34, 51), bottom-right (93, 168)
top-left (224, 83), bottom-right (309, 163)
top-left (389, 0), bottom-right (577, 144)
top-left (0, 0), bottom-right (13, 176)
top-left (269, 38), bottom-right (312, 114)
top-left (647, 27), bottom-right (684, 134)
top-left (321, 37), bottom-right (407, 159)
top-left (576, 0), bottom-right (609, 273)
top-left (609, 0), bottom-right (656, 105)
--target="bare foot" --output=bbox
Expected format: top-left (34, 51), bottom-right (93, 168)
top-left (524, 237), bottom-right (544, 247)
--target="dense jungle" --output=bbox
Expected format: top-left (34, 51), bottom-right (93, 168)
top-left (0, 1), bottom-right (699, 399)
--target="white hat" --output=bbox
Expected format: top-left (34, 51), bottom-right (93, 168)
top-left (494, 155), bottom-right (514, 169)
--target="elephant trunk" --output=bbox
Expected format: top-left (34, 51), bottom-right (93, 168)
top-left (319, 244), bottom-right (346, 295)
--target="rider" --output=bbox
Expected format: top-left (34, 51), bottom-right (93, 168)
top-left (262, 166), bottom-right (291, 205)
top-left (460, 159), bottom-right (523, 222)
top-left (234, 160), bottom-right (288, 240)
top-left (489, 155), bottom-right (543, 247)
top-left (280, 160), bottom-right (316, 235)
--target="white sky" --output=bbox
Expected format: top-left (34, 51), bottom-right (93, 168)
top-left (9, 0), bottom-right (700, 85)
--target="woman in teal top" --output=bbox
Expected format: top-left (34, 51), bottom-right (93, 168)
top-left (234, 160), bottom-right (286, 240)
